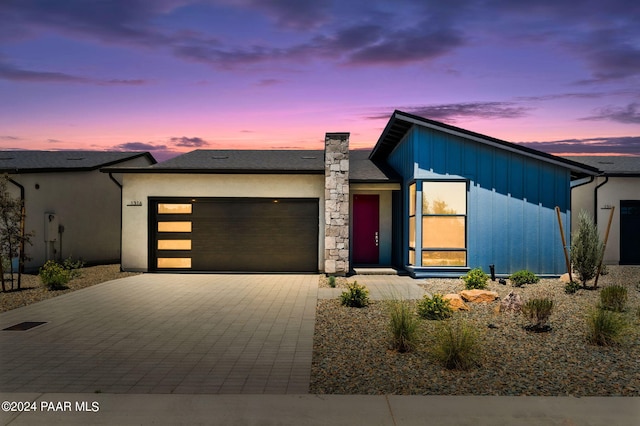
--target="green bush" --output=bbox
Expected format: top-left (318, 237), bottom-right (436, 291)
top-left (39, 260), bottom-right (71, 290)
top-left (62, 256), bottom-right (84, 278)
top-left (461, 268), bottom-right (489, 290)
top-left (430, 319), bottom-right (482, 370)
top-left (571, 210), bottom-right (604, 288)
top-left (416, 294), bottom-right (453, 320)
top-left (599, 285), bottom-right (628, 312)
top-left (565, 281), bottom-right (581, 294)
top-left (509, 270), bottom-right (540, 287)
top-left (586, 309), bottom-right (627, 346)
top-left (387, 299), bottom-right (419, 352)
top-left (339, 281), bottom-right (369, 308)
top-left (327, 276), bottom-right (336, 288)
top-left (522, 298), bottom-right (554, 331)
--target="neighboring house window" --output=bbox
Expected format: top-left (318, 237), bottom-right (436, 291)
top-left (408, 181), bottom-right (467, 267)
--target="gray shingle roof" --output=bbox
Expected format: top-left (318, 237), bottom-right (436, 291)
top-left (0, 151), bottom-right (155, 172)
top-left (104, 149), bottom-right (398, 182)
top-left (151, 150), bottom-right (325, 172)
top-left (563, 156), bottom-right (640, 175)
top-left (349, 150), bottom-right (401, 182)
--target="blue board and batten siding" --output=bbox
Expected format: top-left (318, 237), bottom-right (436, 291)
top-left (388, 125), bottom-right (571, 277)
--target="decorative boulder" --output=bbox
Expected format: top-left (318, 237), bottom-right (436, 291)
top-left (443, 293), bottom-right (470, 311)
top-left (459, 289), bottom-right (499, 303)
top-left (559, 273), bottom-right (571, 284)
top-left (500, 291), bottom-right (523, 313)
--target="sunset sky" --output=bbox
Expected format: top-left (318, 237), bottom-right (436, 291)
top-left (1, 0), bottom-right (639, 161)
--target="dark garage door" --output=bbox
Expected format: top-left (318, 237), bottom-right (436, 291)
top-left (150, 197), bottom-right (319, 272)
top-left (620, 200), bottom-right (640, 265)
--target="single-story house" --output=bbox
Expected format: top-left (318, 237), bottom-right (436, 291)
top-left (104, 111), bottom-right (599, 277)
top-left (565, 155), bottom-right (640, 265)
top-left (1, 151), bottom-right (156, 270)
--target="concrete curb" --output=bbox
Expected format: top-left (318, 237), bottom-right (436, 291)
top-left (1, 393), bottom-right (638, 425)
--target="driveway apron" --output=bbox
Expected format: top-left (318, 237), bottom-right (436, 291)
top-left (0, 274), bottom-right (318, 394)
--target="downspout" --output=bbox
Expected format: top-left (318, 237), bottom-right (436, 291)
top-left (108, 173), bottom-right (124, 272)
top-left (7, 177), bottom-right (25, 288)
top-left (594, 176), bottom-right (609, 226)
top-left (567, 175), bottom-right (595, 262)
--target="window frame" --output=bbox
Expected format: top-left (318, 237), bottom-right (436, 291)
top-left (408, 179), bottom-right (468, 267)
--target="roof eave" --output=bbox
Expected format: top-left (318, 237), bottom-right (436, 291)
top-left (370, 110), bottom-right (601, 176)
top-left (101, 167), bottom-right (324, 174)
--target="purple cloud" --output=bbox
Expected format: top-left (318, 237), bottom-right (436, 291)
top-left (169, 137), bottom-right (210, 148)
top-left (0, 61), bottom-right (89, 83)
top-left (1, 0), bottom-right (638, 81)
top-left (256, 78), bottom-right (283, 87)
top-left (243, 0), bottom-right (332, 29)
top-left (114, 142), bottom-right (167, 151)
top-left (0, 60), bottom-right (148, 85)
top-left (346, 26), bottom-right (464, 66)
top-left (518, 136), bottom-right (640, 155)
top-left (368, 102), bottom-right (532, 122)
top-left (0, 0), bottom-right (172, 44)
top-left (581, 103), bottom-right (640, 124)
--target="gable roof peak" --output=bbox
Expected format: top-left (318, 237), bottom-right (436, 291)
top-left (371, 110), bottom-right (599, 176)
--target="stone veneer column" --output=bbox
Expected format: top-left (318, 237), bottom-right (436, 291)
top-left (324, 132), bottom-right (350, 275)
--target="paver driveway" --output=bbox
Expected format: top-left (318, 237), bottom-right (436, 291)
top-left (0, 274), bottom-right (318, 394)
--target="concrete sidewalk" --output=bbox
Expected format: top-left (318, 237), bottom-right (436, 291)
top-left (318, 274), bottom-right (428, 300)
top-left (1, 393), bottom-right (638, 425)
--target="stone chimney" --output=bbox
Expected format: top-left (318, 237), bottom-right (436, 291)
top-left (324, 132), bottom-right (349, 275)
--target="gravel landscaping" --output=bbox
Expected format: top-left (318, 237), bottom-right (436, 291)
top-left (0, 264), bottom-right (140, 313)
top-left (312, 266), bottom-right (640, 396)
top-left (3, 264), bottom-right (639, 396)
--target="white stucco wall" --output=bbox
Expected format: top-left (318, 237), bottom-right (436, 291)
top-left (121, 173), bottom-right (325, 271)
top-left (571, 176), bottom-right (640, 264)
top-left (5, 155), bottom-right (153, 270)
top-left (9, 172), bottom-right (119, 270)
top-left (350, 183), bottom-right (399, 267)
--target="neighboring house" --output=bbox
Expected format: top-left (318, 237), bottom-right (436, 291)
top-left (565, 155), bottom-right (640, 265)
top-left (105, 111), bottom-right (598, 277)
top-left (1, 151), bottom-right (156, 271)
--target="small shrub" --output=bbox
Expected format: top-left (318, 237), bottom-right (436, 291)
top-left (599, 285), bottom-right (628, 312)
top-left (565, 281), bottom-right (581, 294)
top-left (430, 319), bottom-right (482, 370)
top-left (387, 299), bottom-right (419, 352)
top-left (416, 294), bottom-right (452, 320)
top-left (509, 270), bottom-right (540, 287)
top-left (327, 276), bottom-right (336, 288)
top-left (461, 268), bottom-right (489, 290)
top-left (39, 260), bottom-right (71, 290)
top-left (339, 281), bottom-right (369, 308)
top-left (571, 210), bottom-right (604, 288)
top-left (62, 256), bottom-right (84, 278)
top-left (522, 298), bottom-right (554, 332)
top-left (586, 309), bottom-right (627, 346)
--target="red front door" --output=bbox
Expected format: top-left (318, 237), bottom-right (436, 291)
top-left (353, 194), bottom-right (379, 264)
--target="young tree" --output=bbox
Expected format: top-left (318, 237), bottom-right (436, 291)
top-left (570, 210), bottom-right (603, 289)
top-left (0, 175), bottom-right (33, 291)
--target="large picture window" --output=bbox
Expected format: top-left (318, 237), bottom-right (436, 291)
top-left (408, 181), bottom-right (467, 267)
